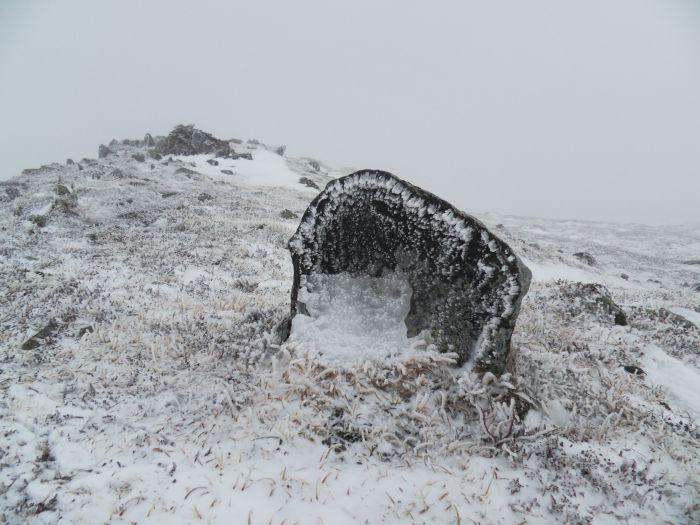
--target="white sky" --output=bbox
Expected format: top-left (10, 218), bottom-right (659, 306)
top-left (1, 0), bottom-right (699, 224)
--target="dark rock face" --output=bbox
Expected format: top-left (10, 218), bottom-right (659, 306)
top-left (132, 153), bottom-right (145, 162)
top-left (206, 159), bottom-right (219, 166)
top-left (155, 125), bottom-right (231, 156)
top-left (220, 169), bottom-right (234, 175)
top-left (275, 145), bottom-right (286, 156)
top-left (98, 144), bottom-right (111, 159)
top-left (287, 170), bottom-right (532, 373)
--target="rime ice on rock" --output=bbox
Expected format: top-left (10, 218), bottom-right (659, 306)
top-left (287, 170), bottom-right (532, 374)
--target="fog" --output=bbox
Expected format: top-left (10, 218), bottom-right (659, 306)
top-left (2, 0), bottom-right (699, 224)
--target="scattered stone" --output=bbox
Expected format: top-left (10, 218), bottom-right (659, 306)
top-left (220, 169), bottom-right (234, 175)
top-left (298, 177), bottom-right (320, 190)
top-left (275, 145), bottom-right (286, 156)
top-left (77, 326), bottom-right (94, 339)
top-left (30, 214), bottom-right (48, 227)
top-left (287, 170), bottom-right (532, 373)
top-left (110, 168), bottom-right (124, 179)
top-left (5, 187), bottom-right (20, 201)
top-left (658, 308), bottom-right (698, 332)
top-left (557, 281), bottom-right (628, 326)
top-left (620, 273), bottom-right (629, 280)
top-left (280, 209), bottom-right (298, 219)
top-left (21, 319), bottom-right (62, 350)
top-left (175, 167), bottom-right (201, 179)
top-left (144, 133), bottom-right (155, 147)
top-left (155, 124), bottom-right (231, 156)
top-left (98, 144), bottom-right (111, 158)
top-left (198, 193), bottom-right (213, 202)
top-left (231, 152), bottom-right (253, 161)
top-left (623, 365), bottom-right (645, 376)
top-left (206, 159), bottom-right (219, 166)
top-left (573, 252), bottom-right (597, 266)
top-left (132, 153), bottom-right (145, 162)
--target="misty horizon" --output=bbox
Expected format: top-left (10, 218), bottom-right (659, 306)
top-left (2, 0), bottom-right (699, 225)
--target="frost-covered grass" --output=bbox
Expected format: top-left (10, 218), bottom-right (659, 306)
top-left (1, 141), bottom-right (699, 523)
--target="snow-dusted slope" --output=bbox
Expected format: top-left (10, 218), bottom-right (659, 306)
top-left (1, 138), bottom-right (699, 524)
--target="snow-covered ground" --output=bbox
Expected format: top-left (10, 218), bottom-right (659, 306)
top-left (1, 137), bottom-right (699, 524)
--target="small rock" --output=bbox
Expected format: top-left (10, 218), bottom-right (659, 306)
top-left (229, 138), bottom-right (243, 144)
top-left (98, 144), bottom-right (111, 158)
top-left (55, 184), bottom-right (71, 196)
top-left (298, 177), bottom-right (320, 190)
top-left (161, 191), bottom-right (179, 198)
top-left (132, 153), bottom-right (146, 162)
top-left (275, 145), bottom-right (286, 156)
top-left (108, 139), bottom-right (120, 148)
top-left (682, 259), bottom-right (700, 265)
top-left (280, 209), bottom-right (298, 219)
top-left (573, 251), bottom-right (597, 266)
top-left (21, 319), bottom-right (62, 350)
top-left (220, 169), bottom-right (234, 175)
top-left (206, 159), bottom-right (219, 166)
top-left (5, 187), bottom-right (20, 201)
top-left (307, 159), bottom-right (321, 171)
top-left (692, 283), bottom-right (700, 292)
top-left (198, 193), bottom-right (213, 202)
top-left (623, 365), bottom-right (645, 376)
top-left (66, 158), bottom-right (74, 165)
top-left (30, 214), bottom-right (48, 227)
top-left (77, 163), bottom-right (83, 171)
top-left (231, 152), bottom-right (253, 161)
top-left (144, 133), bottom-right (155, 147)
top-left (149, 151), bottom-right (162, 161)
top-left (620, 273), bottom-right (629, 280)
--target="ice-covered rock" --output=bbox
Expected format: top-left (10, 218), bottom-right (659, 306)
top-left (287, 170), bottom-right (531, 374)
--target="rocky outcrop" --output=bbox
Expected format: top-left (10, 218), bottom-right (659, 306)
top-left (287, 170), bottom-right (532, 374)
top-left (155, 125), bottom-right (231, 157)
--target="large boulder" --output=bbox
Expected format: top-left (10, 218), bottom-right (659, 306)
top-left (287, 170), bottom-right (531, 374)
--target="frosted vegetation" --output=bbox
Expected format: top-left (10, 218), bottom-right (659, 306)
top-left (0, 133), bottom-right (699, 523)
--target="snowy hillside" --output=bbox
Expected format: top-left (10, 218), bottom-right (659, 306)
top-left (1, 131), bottom-right (699, 524)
